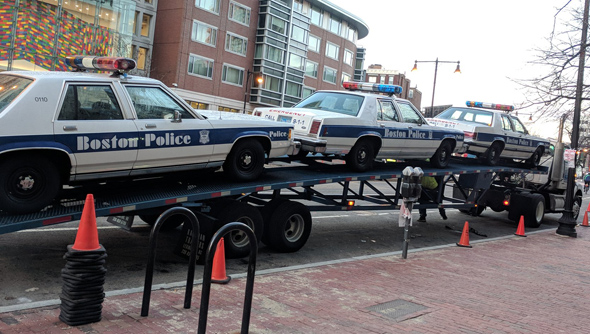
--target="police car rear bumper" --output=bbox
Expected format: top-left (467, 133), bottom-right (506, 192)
top-left (287, 140), bottom-right (302, 156)
top-left (297, 136), bottom-right (327, 153)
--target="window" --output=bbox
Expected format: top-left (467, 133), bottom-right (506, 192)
top-left (368, 76), bottom-right (377, 83)
top-left (294, 92), bottom-right (364, 116)
top-left (408, 89), bottom-right (414, 99)
top-left (218, 106), bottom-right (240, 113)
top-left (293, 0), bottom-right (303, 13)
top-left (58, 85), bottom-right (123, 121)
top-left (189, 101), bottom-right (209, 109)
top-left (221, 64), bottom-right (244, 86)
top-left (291, 25), bottom-right (307, 43)
top-left (302, 87), bottom-right (315, 99)
top-left (511, 116), bottom-right (528, 134)
top-left (325, 42), bottom-right (339, 60)
top-left (268, 16), bottom-right (286, 34)
top-left (141, 13), bottom-right (151, 37)
top-left (285, 82), bottom-right (302, 97)
top-left (346, 26), bottom-right (356, 42)
top-left (263, 75), bottom-right (282, 92)
top-left (323, 66), bottom-right (337, 84)
top-left (344, 49), bottom-right (353, 66)
top-left (310, 6), bottom-right (322, 26)
top-left (380, 76), bottom-right (386, 84)
top-left (188, 54), bottom-right (214, 79)
top-left (192, 20), bottom-right (217, 47)
top-left (265, 45), bottom-right (283, 63)
top-left (398, 102), bottom-right (423, 124)
top-left (0, 76), bottom-right (32, 113)
top-left (225, 33), bottom-right (247, 56)
top-left (305, 60), bottom-right (318, 78)
top-left (136, 47), bottom-right (147, 70)
top-left (125, 86), bottom-right (194, 120)
top-left (341, 73), bottom-right (351, 86)
top-left (195, 0), bottom-right (220, 14)
top-left (308, 35), bottom-right (320, 53)
top-left (328, 15), bottom-right (341, 35)
top-left (378, 100), bottom-right (398, 122)
top-left (229, 2), bottom-right (251, 26)
top-left (288, 53), bottom-right (305, 70)
top-left (501, 115), bottom-right (513, 131)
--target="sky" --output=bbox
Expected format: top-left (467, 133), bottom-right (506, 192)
top-left (335, 0), bottom-right (572, 137)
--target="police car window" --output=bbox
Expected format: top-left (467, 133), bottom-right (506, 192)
top-left (294, 92), bottom-right (364, 116)
top-left (124, 86), bottom-right (194, 120)
top-left (397, 102), bottom-right (422, 124)
top-left (58, 85), bottom-right (123, 120)
top-left (0, 75), bottom-right (32, 113)
top-left (501, 115), bottom-right (513, 131)
top-left (378, 100), bottom-right (398, 121)
top-left (511, 116), bottom-right (527, 134)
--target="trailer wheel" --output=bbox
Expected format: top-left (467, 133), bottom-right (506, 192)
top-left (258, 199), bottom-right (289, 245)
top-left (210, 200), bottom-right (263, 259)
top-left (0, 156), bottom-right (61, 214)
top-left (524, 193), bottom-right (545, 228)
top-left (482, 142), bottom-right (503, 166)
top-left (139, 213), bottom-right (184, 231)
top-left (526, 147), bottom-right (544, 167)
top-left (223, 139), bottom-right (265, 181)
top-left (430, 141), bottom-right (453, 168)
top-left (346, 138), bottom-right (375, 172)
top-left (266, 201), bottom-right (312, 253)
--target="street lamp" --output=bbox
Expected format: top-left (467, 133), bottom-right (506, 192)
top-left (411, 58), bottom-right (461, 117)
top-left (243, 70), bottom-right (263, 114)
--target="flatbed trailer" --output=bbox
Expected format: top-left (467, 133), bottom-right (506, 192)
top-left (0, 158), bottom-right (549, 258)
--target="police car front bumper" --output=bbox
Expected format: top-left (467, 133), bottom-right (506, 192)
top-left (297, 136), bottom-right (327, 153)
top-left (287, 140), bottom-right (302, 156)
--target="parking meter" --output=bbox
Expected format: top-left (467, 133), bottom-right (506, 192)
top-left (400, 166), bottom-right (423, 259)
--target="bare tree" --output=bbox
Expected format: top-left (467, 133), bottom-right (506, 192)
top-left (517, 2), bottom-right (590, 147)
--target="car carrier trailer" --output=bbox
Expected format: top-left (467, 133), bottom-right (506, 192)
top-left (0, 157), bottom-right (562, 260)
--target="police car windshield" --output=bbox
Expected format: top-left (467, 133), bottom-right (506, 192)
top-left (294, 92), bottom-right (364, 116)
top-left (0, 75), bottom-right (33, 113)
top-left (437, 107), bottom-right (493, 125)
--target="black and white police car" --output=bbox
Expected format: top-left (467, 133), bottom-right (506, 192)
top-left (253, 82), bottom-right (466, 172)
top-left (428, 101), bottom-right (550, 166)
top-left (0, 56), bottom-right (298, 214)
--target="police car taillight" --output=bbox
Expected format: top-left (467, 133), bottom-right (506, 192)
top-left (466, 101), bottom-right (514, 112)
top-left (464, 131), bottom-right (476, 140)
top-left (310, 119), bottom-right (322, 135)
top-left (65, 56), bottom-right (136, 73)
top-left (253, 110), bottom-right (262, 116)
top-left (343, 81), bottom-right (403, 95)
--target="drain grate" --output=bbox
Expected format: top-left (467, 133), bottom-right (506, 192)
top-left (366, 299), bottom-right (427, 321)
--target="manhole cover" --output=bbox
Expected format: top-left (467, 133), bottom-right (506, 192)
top-left (366, 299), bottom-right (427, 321)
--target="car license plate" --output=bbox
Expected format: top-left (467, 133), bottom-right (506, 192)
top-left (277, 115), bottom-right (292, 123)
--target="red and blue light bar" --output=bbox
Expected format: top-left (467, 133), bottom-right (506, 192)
top-left (65, 56), bottom-right (136, 73)
top-left (466, 101), bottom-right (514, 112)
top-left (343, 81), bottom-right (403, 95)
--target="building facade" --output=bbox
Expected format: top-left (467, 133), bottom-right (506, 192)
top-left (0, 0), bottom-right (157, 77)
top-left (150, 0), bottom-right (368, 113)
top-left (364, 64), bottom-right (422, 110)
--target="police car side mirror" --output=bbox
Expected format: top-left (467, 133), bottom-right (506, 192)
top-left (172, 110), bottom-right (182, 123)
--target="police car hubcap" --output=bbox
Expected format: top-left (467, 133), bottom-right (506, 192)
top-left (19, 176), bottom-right (35, 191)
top-left (241, 153), bottom-right (252, 167)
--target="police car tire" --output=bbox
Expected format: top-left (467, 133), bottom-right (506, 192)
top-left (431, 141), bottom-right (453, 168)
top-left (266, 201), bottom-right (312, 253)
top-left (527, 147), bottom-right (543, 167)
top-left (0, 156), bottom-right (60, 214)
top-left (210, 200), bottom-right (263, 259)
top-left (223, 139), bottom-right (265, 181)
top-left (483, 143), bottom-right (503, 166)
top-left (346, 138), bottom-right (375, 172)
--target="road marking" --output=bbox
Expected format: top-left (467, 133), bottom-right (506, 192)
top-left (17, 225), bottom-right (150, 233)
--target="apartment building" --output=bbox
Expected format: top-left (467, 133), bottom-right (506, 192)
top-left (365, 64), bottom-right (422, 110)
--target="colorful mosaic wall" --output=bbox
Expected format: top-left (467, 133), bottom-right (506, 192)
top-left (1, 0), bottom-right (120, 70)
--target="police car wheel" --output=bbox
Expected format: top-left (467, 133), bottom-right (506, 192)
top-left (431, 141), bottom-right (453, 168)
top-left (223, 139), bottom-right (265, 181)
top-left (0, 156), bottom-right (60, 214)
top-left (527, 147), bottom-right (543, 167)
top-left (346, 138), bottom-right (375, 172)
top-left (483, 143), bottom-right (503, 166)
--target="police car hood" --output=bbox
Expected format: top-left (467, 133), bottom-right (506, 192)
top-left (254, 107), bottom-right (358, 134)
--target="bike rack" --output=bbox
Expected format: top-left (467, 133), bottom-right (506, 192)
top-left (197, 222), bottom-right (257, 334)
top-left (141, 207), bottom-right (200, 317)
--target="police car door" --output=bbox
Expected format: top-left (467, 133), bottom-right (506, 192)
top-left (500, 114), bottom-right (519, 158)
top-left (53, 83), bottom-right (139, 179)
top-left (396, 101), bottom-right (438, 157)
top-left (123, 84), bottom-right (214, 173)
top-left (509, 116), bottom-right (535, 157)
top-left (376, 99), bottom-right (404, 156)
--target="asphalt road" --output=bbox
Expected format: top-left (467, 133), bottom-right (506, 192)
top-left (0, 190), bottom-right (588, 311)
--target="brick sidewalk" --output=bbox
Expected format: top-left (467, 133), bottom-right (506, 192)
top-left (1, 227), bottom-right (589, 334)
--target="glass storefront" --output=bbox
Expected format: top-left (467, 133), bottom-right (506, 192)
top-left (0, 0), bottom-right (136, 71)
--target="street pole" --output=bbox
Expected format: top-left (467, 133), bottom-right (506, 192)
top-left (430, 58), bottom-right (439, 118)
top-left (412, 59), bottom-right (460, 118)
top-left (242, 70), bottom-right (252, 114)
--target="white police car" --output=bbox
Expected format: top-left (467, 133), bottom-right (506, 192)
top-left (428, 101), bottom-right (550, 166)
top-left (253, 82), bottom-right (466, 172)
top-left (0, 56), bottom-right (298, 214)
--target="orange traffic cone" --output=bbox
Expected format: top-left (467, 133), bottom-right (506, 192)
top-left (586, 201), bottom-right (590, 213)
top-left (72, 194), bottom-right (101, 251)
top-left (456, 221), bottom-right (472, 248)
top-left (582, 211), bottom-right (589, 227)
top-left (211, 238), bottom-right (231, 284)
top-left (515, 215), bottom-right (527, 237)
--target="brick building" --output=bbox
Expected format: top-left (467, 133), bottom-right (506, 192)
top-left (364, 64), bottom-right (422, 110)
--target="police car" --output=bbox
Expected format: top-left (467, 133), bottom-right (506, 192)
top-left (253, 82), bottom-right (466, 172)
top-left (428, 101), bottom-right (551, 166)
top-left (0, 56), bottom-right (298, 214)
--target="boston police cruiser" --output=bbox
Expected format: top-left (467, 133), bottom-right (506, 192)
top-left (253, 81), bottom-right (466, 172)
top-left (428, 101), bottom-right (550, 166)
top-left (0, 56), bottom-right (298, 214)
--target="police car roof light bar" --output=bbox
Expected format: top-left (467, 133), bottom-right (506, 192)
top-left (466, 101), bottom-right (515, 112)
top-left (343, 81), bottom-right (403, 96)
top-left (65, 56), bottom-right (136, 76)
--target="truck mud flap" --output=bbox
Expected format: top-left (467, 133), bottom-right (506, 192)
top-left (174, 211), bottom-right (217, 264)
top-left (507, 193), bottom-right (529, 222)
